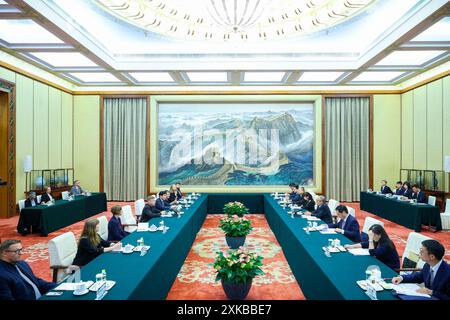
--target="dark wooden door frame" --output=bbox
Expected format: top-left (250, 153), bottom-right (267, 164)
top-left (321, 95), bottom-right (374, 198)
top-left (0, 79), bottom-right (16, 217)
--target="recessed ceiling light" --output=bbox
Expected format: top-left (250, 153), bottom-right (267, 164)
top-left (412, 17), bottom-right (450, 42)
top-left (28, 52), bottom-right (98, 67)
top-left (376, 50), bottom-right (446, 66)
top-left (186, 72), bottom-right (228, 82)
top-left (129, 72), bottom-right (174, 82)
top-left (0, 19), bottom-right (63, 43)
top-left (297, 72), bottom-right (344, 82)
top-left (68, 72), bottom-right (121, 82)
top-left (244, 72), bottom-right (285, 82)
top-left (351, 71), bottom-right (406, 82)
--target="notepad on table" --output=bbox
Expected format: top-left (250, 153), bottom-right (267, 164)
top-left (55, 281), bottom-right (94, 291)
top-left (348, 248), bottom-right (370, 256)
top-left (391, 283), bottom-right (430, 298)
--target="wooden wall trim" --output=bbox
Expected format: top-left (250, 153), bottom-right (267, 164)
top-left (0, 78), bottom-right (16, 217)
top-left (369, 95), bottom-right (374, 189)
top-left (321, 96), bottom-right (326, 196)
top-left (99, 96), bottom-right (104, 193)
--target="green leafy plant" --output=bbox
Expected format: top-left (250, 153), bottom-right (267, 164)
top-left (213, 248), bottom-right (264, 284)
top-left (223, 201), bottom-right (249, 217)
top-left (219, 215), bottom-right (253, 237)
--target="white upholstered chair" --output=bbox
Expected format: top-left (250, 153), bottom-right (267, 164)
top-left (134, 199), bottom-right (145, 219)
top-left (48, 232), bottom-right (79, 282)
top-left (18, 200), bottom-right (26, 212)
top-left (61, 191), bottom-right (70, 200)
top-left (328, 199), bottom-right (340, 214)
top-left (36, 195), bottom-right (42, 203)
top-left (442, 199), bottom-right (450, 230)
top-left (121, 205), bottom-right (138, 233)
top-left (97, 216), bottom-right (109, 241)
top-left (399, 232), bottom-right (432, 272)
top-left (347, 206), bottom-right (356, 218)
top-left (362, 216), bottom-right (384, 234)
top-left (427, 195), bottom-right (436, 206)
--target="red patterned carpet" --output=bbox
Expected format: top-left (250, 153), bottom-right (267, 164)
top-left (166, 214), bottom-right (304, 300)
top-left (0, 202), bottom-right (449, 299)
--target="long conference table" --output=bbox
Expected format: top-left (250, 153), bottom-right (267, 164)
top-left (17, 193), bottom-right (107, 236)
top-left (42, 193), bottom-right (399, 300)
top-left (360, 191), bottom-right (442, 232)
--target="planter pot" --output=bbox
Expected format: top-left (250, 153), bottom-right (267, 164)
top-left (225, 236), bottom-right (246, 249)
top-left (221, 279), bottom-right (252, 300)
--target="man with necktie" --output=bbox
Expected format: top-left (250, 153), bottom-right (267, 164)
top-left (393, 240), bottom-right (450, 300)
top-left (380, 180), bottom-right (393, 194)
top-left (411, 184), bottom-right (427, 203)
top-left (0, 240), bottom-right (56, 300)
top-left (328, 205), bottom-right (361, 243)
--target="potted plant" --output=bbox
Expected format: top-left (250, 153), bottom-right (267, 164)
top-left (219, 215), bottom-right (252, 248)
top-left (213, 248), bottom-right (264, 300)
top-left (223, 201), bottom-right (249, 217)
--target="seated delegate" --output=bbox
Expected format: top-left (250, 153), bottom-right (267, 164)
top-left (300, 192), bottom-right (315, 212)
top-left (24, 192), bottom-right (40, 208)
top-left (380, 180), bottom-right (393, 194)
top-left (0, 240), bottom-right (57, 300)
top-left (72, 219), bottom-right (121, 267)
top-left (411, 184), bottom-right (426, 203)
top-left (304, 195), bottom-right (332, 224)
top-left (140, 195), bottom-right (162, 222)
top-left (401, 181), bottom-right (413, 199)
top-left (394, 181), bottom-right (404, 196)
top-left (175, 182), bottom-right (183, 200)
top-left (107, 206), bottom-right (130, 241)
top-left (345, 224), bottom-right (400, 270)
top-left (70, 180), bottom-right (85, 196)
top-left (155, 191), bottom-right (176, 212)
top-left (328, 205), bottom-right (361, 243)
top-left (40, 186), bottom-right (54, 204)
top-left (392, 239), bottom-right (450, 300)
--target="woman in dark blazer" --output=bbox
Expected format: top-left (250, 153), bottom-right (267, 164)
top-left (300, 192), bottom-right (316, 212)
top-left (40, 186), bottom-right (53, 204)
top-left (107, 206), bottom-right (130, 241)
top-left (345, 224), bottom-right (400, 270)
top-left (168, 185), bottom-right (178, 203)
top-left (72, 219), bottom-right (121, 267)
top-left (402, 181), bottom-right (413, 199)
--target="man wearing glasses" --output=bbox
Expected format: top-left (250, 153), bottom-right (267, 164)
top-left (392, 239), bottom-right (450, 300)
top-left (0, 240), bottom-right (56, 300)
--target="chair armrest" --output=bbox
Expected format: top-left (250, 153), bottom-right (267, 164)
top-left (50, 265), bottom-right (70, 270)
top-left (395, 268), bottom-right (423, 273)
top-left (122, 223), bottom-right (138, 227)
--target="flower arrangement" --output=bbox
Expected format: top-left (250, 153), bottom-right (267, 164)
top-left (213, 247), bottom-right (264, 284)
top-left (219, 215), bottom-right (253, 237)
top-left (223, 201), bottom-right (249, 217)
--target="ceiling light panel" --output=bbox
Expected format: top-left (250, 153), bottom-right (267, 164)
top-left (68, 72), bottom-right (121, 82)
top-left (297, 72), bottom-right (344, 82)
top-left (186, 72), bottom-right (228, 82)
top-left (412, 17), bottom-right (450, 42)
top-left (129, 72), bottom-right (175, 82)
top-left (351, 71), bottom-right (406, 82)
top-left (243, 72), bottom-right (286, 82)
top-left (0, 19), bottom-right (64, 43)
top-left (28, 52), bottom-right (98, 67)
top-left (375, 50), bottom-right (446, 66)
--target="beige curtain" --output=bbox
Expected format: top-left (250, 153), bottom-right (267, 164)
top-left (104, 98), bottom-right (147, 201)
top-left (325, 97), bottom-right (370, 202)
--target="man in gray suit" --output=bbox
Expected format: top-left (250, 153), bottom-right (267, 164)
top-left (70, 180), bottom-right (85, 196)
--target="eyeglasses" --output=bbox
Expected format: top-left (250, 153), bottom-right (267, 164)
top-left (6, 248), bottom-right (23, 254)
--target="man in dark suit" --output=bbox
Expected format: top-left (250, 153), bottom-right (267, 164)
top-left (40, 186), bottom-right (54, 204)
top-left (24, 191), bottom-right (40, 208)
top-left (328, 205), bottom-right (361, 242)
top-left (155, 191), bottom-right (175, 211)
top-left (411, 184), bottom-right (427, 203)
top-left (393, 240), bottom-right (450, 300)
top-left (394, 181), bottom-right (404, 195)
top-left (0, 240), bottom-right (56, 300)
top-left (380, 180), bottom-right (393, 194)
top-left (140, 195), bottom-right (162, 222)
top-left (304, 195), bottom-right (332, 224)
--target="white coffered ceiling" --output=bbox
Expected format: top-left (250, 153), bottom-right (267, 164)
top-left (0, 0), bottom-right (448, 90)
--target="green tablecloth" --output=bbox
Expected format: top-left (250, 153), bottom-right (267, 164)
top-left (360, 192), bottom-right (442, 232)
top-left (18, 193), bottom-right (107, 236)
top-left (41, 195), bottom-right (208, 300)
top-left (207, 193), bottom-right (264, 214)
top-left (263, 195), bottom-right (398, 300)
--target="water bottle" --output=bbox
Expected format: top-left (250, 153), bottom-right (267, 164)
top-left (101, 269), bottom-right (107, 282)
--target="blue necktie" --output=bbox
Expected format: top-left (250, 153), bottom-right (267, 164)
top-left (15, 265), bottom-right (41, 299)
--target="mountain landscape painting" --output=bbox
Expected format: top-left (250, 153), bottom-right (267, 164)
top-left (157, 102), bottom-right (314, 186)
